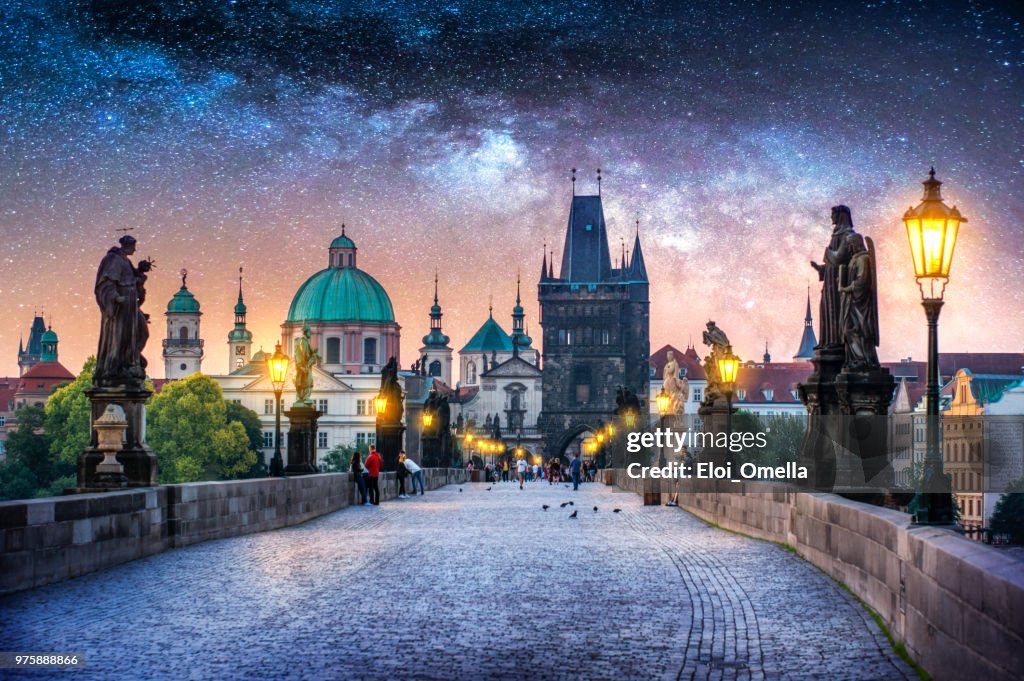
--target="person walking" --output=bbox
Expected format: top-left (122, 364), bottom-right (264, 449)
top-left (516, 455), bottom-right (528, 490)
top-left (350, 451), bottom-right (369, 506)
top-left (501, 459), bottom-right (510, 483)
top-left (570, 453), bottom-right (583, 491)
top-left (365, 446), bottom-right (383, 505)
top-left (403, 452), bottom-right (426, 495)
top-left (396, 450), bottom-right (410, 498)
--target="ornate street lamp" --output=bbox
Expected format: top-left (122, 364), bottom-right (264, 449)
top-left (266, 342), bottom-right (289, 477)
top-left (623, 410), bottom-right (637, 429)
top-left (717, 348), bottom-right (740, 437)
top-left (421, 411), bottom-right (433, 428)
top-left (656, 386), bottom-right (671, 467)
top-left (374, 394), bottom-right (388, 416)
top-left (905, 168), bottom-right (965, 525)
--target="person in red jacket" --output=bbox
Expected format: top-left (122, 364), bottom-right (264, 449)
top-left (364, 447), bottom-right (383, 506)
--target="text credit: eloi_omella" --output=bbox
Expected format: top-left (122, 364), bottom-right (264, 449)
top-left (625, 427), bottom-right (809, 482)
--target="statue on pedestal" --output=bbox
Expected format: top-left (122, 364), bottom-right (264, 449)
top-left (293, 324), bottom-right (319, 406)
top-left (810, 206), bottom-right (855, 349)
top-left (662, 350), bottom-right (689, 415)
top-left (838, 233), bottom-right (880, 371)
top-left (94, 234), bottom-right (153, 387)
top-left (701, 321), bottom-right (732, 403)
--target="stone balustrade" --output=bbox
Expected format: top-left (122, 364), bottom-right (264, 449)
top-left (0, 468), bottom-right (467, 595)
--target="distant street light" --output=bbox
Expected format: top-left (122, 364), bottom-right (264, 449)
top-left (717, 348), bottom-right (740, 437)
top-left (657, 386), bottom-right (671, 467)
top-left (905, 168), bottom-right (965, 525)
top-left (266, 342), bottom-right (289, 477)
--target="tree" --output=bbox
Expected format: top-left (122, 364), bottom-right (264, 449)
top-left (322, 443), bottom-right (368, 472)
top-left (147, 374), bottom-right (256, 483)
top-left (4, 405), bottom-right (64, 490)
top-left (46, 357), bottom-right (96, 466)
top-left (0, 459), bottom-right (38, 501)
top-left (990, 477), bottom-right (1024, 544)
top-left (225, 400), bottom-right (267, 478)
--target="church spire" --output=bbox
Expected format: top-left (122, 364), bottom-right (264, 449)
top-left (793, 287), bottom-right (818, 362)
top-left (540, 241), bottom-right (548, 282)
top-left (628, 218), bottom-right (648, 281)
top-left (422, 271), bottom-right (450, 348)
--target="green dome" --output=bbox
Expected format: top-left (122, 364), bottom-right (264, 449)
top-left (41, 327), bottom-right (58, 343)
top-left (330, 234), bottom-right (356, 250)
top-left (287, 267), bottom-right (395, 324)
top-left (167, 287), bottom-right (200, 314)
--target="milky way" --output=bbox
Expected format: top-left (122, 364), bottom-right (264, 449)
top-left (1, 0), bottom-right (1021, 377)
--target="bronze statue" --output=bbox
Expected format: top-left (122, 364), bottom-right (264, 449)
top-left (94, 234), bottom-right (153, 386)
top-left (379, 356), bottom-right (404, 424)
top-left (838, 233), bottom-right (880, 370)
top-left (292, 325), bottom-right (319, 406)
top-left (811, 206), bottom-right (855, 348)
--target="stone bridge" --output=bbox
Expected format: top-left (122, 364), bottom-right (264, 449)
top-left (0, 470), bottom-right (1021, 680)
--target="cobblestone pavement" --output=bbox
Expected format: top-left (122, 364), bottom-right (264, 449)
top-left (0, 481), bottom-right (914, 681)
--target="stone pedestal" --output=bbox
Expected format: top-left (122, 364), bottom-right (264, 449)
top-left (376, 422), bottom-right (405, 472)
top-left (798, 347), bottom-right (894, 494)
top-left (697, 396), bottom-right (736, 467)
top-left (75, 385), bottom-right (157, 491)
top-left (283, 405), bottom-right (320, 475)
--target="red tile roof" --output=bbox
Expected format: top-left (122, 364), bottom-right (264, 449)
top-left (19, 361), bottom-right (74, 381)
top-left (731, 364), bottom-right (812, 404)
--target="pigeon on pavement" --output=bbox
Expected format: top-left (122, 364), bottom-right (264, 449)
top-left (542, 505), bottom-right (550, 511)
top-left (568, 510), bottom-right (578, 519)
top-left (613, 509), bottom-right (622, 513)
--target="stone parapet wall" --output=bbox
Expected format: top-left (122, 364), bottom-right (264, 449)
top-left (0, 468), bottom-right (468, 595)
top-left (611, 470), bottom-right (1024, 681)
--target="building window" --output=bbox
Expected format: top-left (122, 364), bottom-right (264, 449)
top-left (262, 431), bottom-right (274, 448)
top-left (264, 399), bottom-right (274, 415)
top-left (326, 337), bottom-right (341, 364)
top-left (363, 337), bottom-right (377, 365)
top-left (601, 329), bottom-right (610, 344)
top-left (179, 326), bottom-right (189, 341)
top-left (318, 432), bottom-right (328, 449)
top-left (693, 388), bottom-right (703, 402)
top-left (573, 364), bottom-right (591, 404)
top-left (467, 362), bottom-right (477, 384)
top-left (0, 415), bottom-right (5, 427)
top-left (357, 399), bottom-right (366, 415)
top-left (317, 399), bottom-right (328, 414)
top-left (429, 359), bottom-right (442, 377)
top-left (356, 432), bottom-right (377, 446)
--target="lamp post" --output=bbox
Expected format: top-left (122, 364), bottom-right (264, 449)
top-left (905, 168), bottom-right (965, 525)
top-left (266, 342), bottom-right (289, 477)
top-left (421, 409), bottom-right (433, 464)
top-left (717, 348), bottom-right (741, 438)
top-left (656, 387), bottom-right (671, 467)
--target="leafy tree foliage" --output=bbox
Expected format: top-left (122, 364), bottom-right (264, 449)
top-left (322, 442), bottom-right (368, 472)
top-left (45, 357), bottom-right (95, 466)
top-left (0, 404), bottom-right (75, 500)
top-left (225, 399), bottom-right (268, 478)
top-left (147, 374), bottom-right (255, 483)
top-left (991, 476), bottom-right (1024, 544)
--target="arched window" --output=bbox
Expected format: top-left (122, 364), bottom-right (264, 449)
top-left (429, 360), bottom-right (441, 377)
top-left (179, 326), bottom-right (189, 341)
top-left (363, 337), bottom-right (377, 365)
top-left (467, 361), bottom-right (477, 384)
top-left (326, 337), bottom-right (341, 364)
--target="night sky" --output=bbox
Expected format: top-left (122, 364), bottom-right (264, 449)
top-left (2, 0), bottom-right (1022, 378)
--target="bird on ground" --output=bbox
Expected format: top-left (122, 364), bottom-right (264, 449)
top-left (559, 502), bottom-right (570, 508)
top-left (542, 505), bottom-right (550, 511)
top-left (613, 509), bottom-right (622, 513)
top-left (568, 501), bottom-right (574, 506)
top-left (486, 487), bottom-right (492, 491)
top-left (459, 488), bottom-right (463, 493)
top-left (593, 506), bottom-right (598, 512)
top-left (564, 484), bottom-right (570, 488)
top-left (568, 510), bottom-right (578, 518)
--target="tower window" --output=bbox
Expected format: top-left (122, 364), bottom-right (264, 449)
top-left (429, 360), bottom-right (441, 377)
top-left (573, 364), bottom-right (592, 404)
top-left (326, 337), bottom-right (341, 364)
top-left (179, 326), bottom-right (189, 341)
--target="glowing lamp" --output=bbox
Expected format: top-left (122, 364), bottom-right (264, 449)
top-left (374, 395), bottom-right (388, 415)
top-left (421, 411), bottom-right (433, 428)
top-left (903, 168), bottom-right (966, 300)
top-left (623, 410), bottom-right (637, 428)
top-left (266, 342), bottom-right (289, 393)
top-left (606, 423), bottom-right (615, 437)
top-left (717, 352), bottom-right (740, 388)
top-left (656, 387), bottom-right (671, 417)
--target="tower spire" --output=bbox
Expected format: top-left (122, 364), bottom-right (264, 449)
top-left (540, 240), bottom-right (548, 281)
top-left (597, 167), bottom-right (602, 196)
top-left (433, 269), bottom-right (439, 305)
top-left (793, 286), bottom-right (818, 362)
top-left (571, 168), bottom-right (576, 196)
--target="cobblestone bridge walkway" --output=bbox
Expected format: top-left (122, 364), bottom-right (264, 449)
top-left (1, 481), bottom-right (914, 681)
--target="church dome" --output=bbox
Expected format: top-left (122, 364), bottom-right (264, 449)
top-left (330, 233), bottom-right (356, 250)
top-left (41, 327), bottom-right (58, 344)
top-left (287, 267), bottom-right (395, 324)
top-left (167, 286), bottom-right (200, 314)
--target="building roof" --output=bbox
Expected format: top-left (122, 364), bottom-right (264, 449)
top-left (939, 353), bottom-right (1024, 377)
top-left (731, 364), bottom-right (812, 404)
top-left (559, 195), bottom-right (614, 283)
top-left (16, 361), bottom-right (75, 396)
top-left (955, 370), bottom-right (1024, 405)
top-left (287, 267), bottom-right (395, 325)
top-left (650, 344), bottom-right (706, 381)
top-left (461, 315), bottom-right (514, 353)
top-left (793, 292), bottom-right (817, 361)
top-left (167, 285), bottom-right (201, 314)
top-left (0, 379), bottom-right (17, 412)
